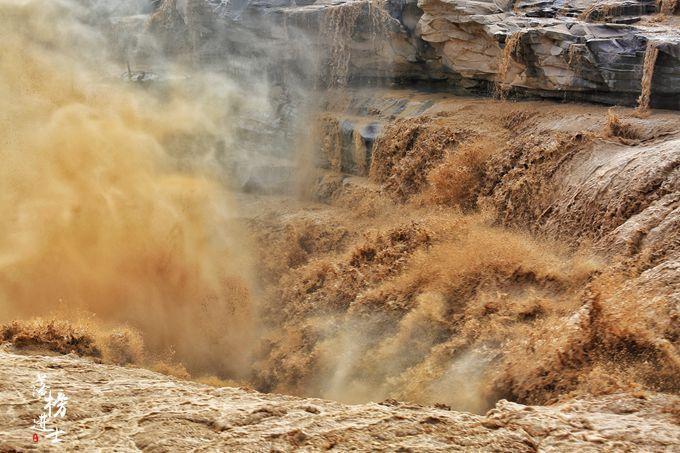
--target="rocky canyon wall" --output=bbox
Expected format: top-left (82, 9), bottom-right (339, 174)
top-left (417, 0), bottom-right (680, 108)
top-left (148, 0), bottom-right (680, 109)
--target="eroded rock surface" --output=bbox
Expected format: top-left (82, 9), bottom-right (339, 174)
top-left (1, 347), bottom-right (678, 451)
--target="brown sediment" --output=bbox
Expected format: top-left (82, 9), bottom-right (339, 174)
top-left (495, 266), bottom-right (680, 404)
top-left (4, 347), bottom-right (678, 450)
top-left (636, 42), bottom-right (659, 113)
top-left (369, 116), bottom-right (475, 200)
top-left (479, 131), bottom-right (593, 232)
top-left (420, 137), bottom-right (499, 210)
top-left (314, 114), bottom-right (373, 176)
top-left (1, 319), bottom-right (102, 359)
top-left (5, 55), bottom-right (678, 411)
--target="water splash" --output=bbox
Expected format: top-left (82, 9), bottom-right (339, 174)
top-left (0, 0), bottom-right (264, 378)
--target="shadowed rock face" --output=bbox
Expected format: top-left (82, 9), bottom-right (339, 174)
top-left (150, 0), bottom-right (680, 108)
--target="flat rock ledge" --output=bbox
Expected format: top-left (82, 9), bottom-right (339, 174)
top-left (1, 347), bottom-right (678, 451)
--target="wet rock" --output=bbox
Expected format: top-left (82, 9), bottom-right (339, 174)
top-left (360, 121), bottom-right (381, 161)
top-left (339, 119), bottom-right (378, 175)
top-left (316, 115), bottom-right (378, 176)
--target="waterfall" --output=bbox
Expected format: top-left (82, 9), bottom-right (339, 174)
top-left (637, 42), bottom-right (659, 113)
top-left (318, 114), bottom-right (342, 171)
top-left (495, 32), bottom-right (523, 100)
top-left (321, 0), bottom-right (394, 87)
top-left (658, 0), bottom-right (678, 15)
top-left (322, 2), bottom-right (364, 87)
top-left (368, 0), bottom-right (392, 64)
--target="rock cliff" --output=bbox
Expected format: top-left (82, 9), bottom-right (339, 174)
top-left (417, 0), bottom-right (680, 108)
top-left (147, 0), bottom-right (680, 108)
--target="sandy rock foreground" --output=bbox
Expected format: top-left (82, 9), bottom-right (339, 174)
top-left (1, 346), bottom-right (678, 451)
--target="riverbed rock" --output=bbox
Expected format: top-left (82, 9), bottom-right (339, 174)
top-left (1, 347), bottom-right (678, 451)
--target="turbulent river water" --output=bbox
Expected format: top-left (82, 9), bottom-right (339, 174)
top-left (1, 0), bottom-right (678, 419)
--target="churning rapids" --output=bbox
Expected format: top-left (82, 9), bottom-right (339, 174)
top-left (0, 0), bottom-right (679, 451)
